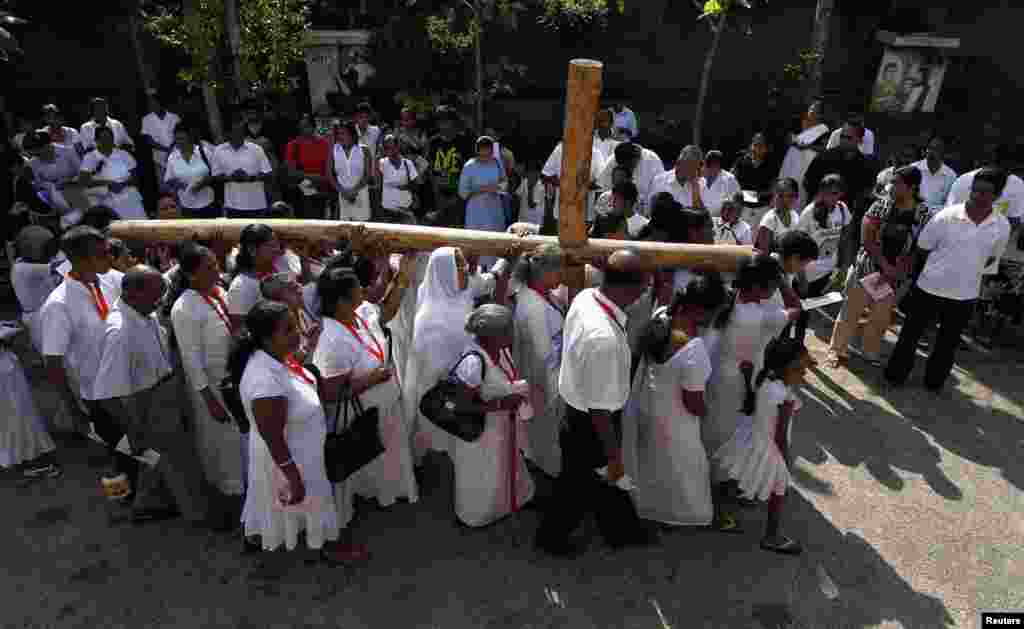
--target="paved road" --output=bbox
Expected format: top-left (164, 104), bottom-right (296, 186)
top-left (2, 306), bottom-right (1021, 629)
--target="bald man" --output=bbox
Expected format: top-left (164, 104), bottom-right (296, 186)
top-left (536, 249), bottom-right (657, 556)
top-left (94, 266), bottom-right (230, 529)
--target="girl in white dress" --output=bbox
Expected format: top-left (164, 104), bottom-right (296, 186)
top-left (312, 265), bottom-right (417, 535)
top-left (715, 336), bottom-right (816, 555)
top-left (404, 247), bottom-right (510, 459)
top-left (230, 301), bottom-right (359, 566)
top-left (754, 178), bottom-right (802, 254)
top-left (511, 244), bottom-right (566, 478)
top-left (624, 275), bottom-right (727, 526)
top-left (329, 121), bottom-right (373, 221)
top-left (450, 304), bottom-right (534, 526)
top-left (170, 243), bottom-right (245, 496)
top-left (227, 224), bottom-right (284, 331)
top-left (705, 254), bottom-right (800, 531)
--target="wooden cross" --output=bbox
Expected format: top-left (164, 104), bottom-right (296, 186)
top-left (109, 60), bottom-right (752, 287)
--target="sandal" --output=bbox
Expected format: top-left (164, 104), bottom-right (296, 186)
top-left (760, 535), bottom-right (803, 556)
top-left (713, 512), bottom-right (744, 534)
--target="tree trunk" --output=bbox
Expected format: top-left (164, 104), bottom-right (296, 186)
top-left (693, 14), bottom-right (725, 147)
top-left (223, 0), bottom-right (247, 104)
top-left (805, 0), bottom-right (834, 103)
top-left (202, 84), bottom-right (225, 143)
top-left (127, 12), bottom-right (155, 93)
top-left (474, 10), bottom-right (484, 134)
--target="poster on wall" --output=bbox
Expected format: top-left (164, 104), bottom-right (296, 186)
top-left (869, 32), bottom-right (960, 114)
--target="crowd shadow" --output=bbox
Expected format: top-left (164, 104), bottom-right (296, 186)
top-left (794, 366), bottom-right (964, 500)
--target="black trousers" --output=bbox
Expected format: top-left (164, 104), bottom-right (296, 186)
top-left (535, 403), bottom-right (645, 548)
top-left (86, 401), bottom-right (139, 483)
top-left (786, 274), bottom-right (832, 341)
top-left (884, 286), bottom-right (974, 391)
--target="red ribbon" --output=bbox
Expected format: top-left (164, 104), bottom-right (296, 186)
top-left (200, 287), bottom-right (232, 332)
top-left (341, 314), bottom-right (384, 364)
top-left (285, 355), bottom-right (315, 386)
top-left (68, 272), bottom-right (110, 320)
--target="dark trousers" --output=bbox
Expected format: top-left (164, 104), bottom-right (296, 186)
top-left (884, 287), bottom-right (974, 390)
top-left (535, 403), bottom-right (645, 548)
top-left (180, 204), bottom-right (223, 219)
top-left (225, 208), bottom-right (270, 219)
top-left (86, 401), bottom-right (139, 484)
top-left (786, 274), bottom-right (831, 341)
top-left (294, 194), bottom-right (329, 220)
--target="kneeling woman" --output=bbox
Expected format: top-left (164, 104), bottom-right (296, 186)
top-left (625, 275), bottom-right (727, 526)
top-left (449, 304), bottom-right (534, 527)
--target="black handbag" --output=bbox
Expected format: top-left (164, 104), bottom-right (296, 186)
top-left (324, 391), bottom-right (384, 483)
top-left (419, 351), bottom-right (488, 443)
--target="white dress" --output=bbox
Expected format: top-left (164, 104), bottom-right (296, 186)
top-left (704, 301), bottom-right (789, 471)
top-left (0, 348), bottom-right (56, 468)
top-left (333, 144), bottom-right (372, 221)
top-left (312, 305), bottom-right (418, 529)
top-left (715, 380), bottom-right (801, 501)
top-left (451, 345), bottom-right (535, 527)
top-left (623, 337), bottom-right (714, 526)
top-left (240, 350), bottom-right (339, 551)
top-left (11, 260), bottom-right (61, 352)
top-left (171, 288), bottom-right (245, 495)
top-left (511, 286), bottom-right (566, 478)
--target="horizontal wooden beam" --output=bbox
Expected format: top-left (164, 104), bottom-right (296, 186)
top-left (109, 219), bottom-right (753, 272)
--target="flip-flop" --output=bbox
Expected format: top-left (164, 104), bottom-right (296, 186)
top-left (713, 513), bottom-right (744, 534)
top-left (760, 536), bottom-right (803, 555)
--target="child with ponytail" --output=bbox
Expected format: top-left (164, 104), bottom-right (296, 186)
top-left (714, 337), bottom-right (816, 555)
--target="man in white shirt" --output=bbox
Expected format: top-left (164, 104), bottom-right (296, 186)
top-left (885, 168), bottom-right (1011, 393)
top-left (701, 150), bottom-right (742, 216)
top-left (42, 227), bottom-right (130, 477)
top-left (140, 92), bottom-right (181, 184)
top-left (78, 97), bottom-right (134, 154)
top-left (538, 140), bottom-right (606, 221)
top-left (598, 142), bottom-right (665, 217)
top-left (354, 101), bottom-right (382, 161)
top-left (212, 119), bottom-right (274, 217)
top-left (536, 249), bottom-right (657, 556)
top-left (648, 145), bottom-right (707, 212)
top-left (39, 103), bottom-right (80, 150)
top-left (611, 104), bottom-right (638, 141)
top-left (95, 265), bottom-right (231, 528)
top-left (911, 136), bottom-right (957, 214)
top-left (826, 122), bottom-right (876, 156)
top-left (593, 108), bottom-right (620, 163)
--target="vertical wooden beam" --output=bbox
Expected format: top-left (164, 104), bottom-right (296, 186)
top-left (558, 59), bottom-right (604, 295)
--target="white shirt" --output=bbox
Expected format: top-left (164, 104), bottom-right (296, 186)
top-left (597, 147), bottom-right (666, 215)
top-left (946, 169), bottom-right (1024, 220)
top-left (79, 118), bottom-right (133, 151)
top-left (239, 350), bottom-right (323, 439)
top-left (592, 134), bottom-right (620, 163)
top-left (357, 125), bottom-right (381, 160)
top-left (80, 149), bottom-right (146, 219)
top-left (916, 204), bottom-right (1011, 301)
top-left (141, 111), bottom-right (181, 166)
top-left (558, 288), bottom-right (631, 413)
top-left (911, 159), bottom-right (957, 212)
top-left (227, 273), bottom-right (264, 318)
top-left (212, 141), bottom-right (272, 211)
top-left (165, 146), bottom-right (215, 209)
top-left (714, 218), bottom-right (753, 245)
top-left (796, 202), bottom-right (851, 282)
top-left (379, 156), bottom-right (418, 209)
top-left (648, 171), bottom-right (708, 211)
top-left (93, 303), bottom-right (174, 400)
top-left (701, 169), bottom-right (742, 216)
top-left (825, 127), bottom-right (876, 156)
top-left (333, 143), bottom-right (368, 190)
top-left (40, 273), bottom-right (121, 400)
top-left (759, 208), bottom-right (801, 241)
top-left (171, 288), bottom-right (233, 391)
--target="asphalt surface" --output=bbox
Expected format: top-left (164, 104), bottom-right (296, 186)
top-left (2, 303), bottom-right (1021, 629)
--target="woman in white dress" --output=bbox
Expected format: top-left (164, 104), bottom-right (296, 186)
top-left (227, 224), bottom-right (284, 331)
top-left (715, 336), bottom-right (816, 555)
top-left (171, 243), bottom-right (245, 496)
top-left (705, 254), bottom-right (800, 531)
top-left (754, 178), bottom-right (802, 254)
top-left (511, 244), bottom-right (566, 478)
top-left (0, 325), bottom-right (59, 478)
top-left (404, 247), bottom-right (510, 460)
top-left (312, 264), bottom-right (417, 535)
top-left (329, 120), bottom-right (373, 221)
top-left (229, 301), bottom-right (360, 565)
top-left (624, 275), bottom-right (727, 527)
top-left (10, 225), bottom-right (62, 352)
top-left (450, 304), bottom-right (534, 526)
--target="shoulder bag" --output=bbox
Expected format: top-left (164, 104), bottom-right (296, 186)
top-left (419, 350), bottom-right (488, 443)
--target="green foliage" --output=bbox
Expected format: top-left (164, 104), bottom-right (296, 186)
top-left (424, 13), bottom-right (479, 53)
top-left (537, 0), bottom-right (620, 32)
top-left (782, 47), bottom-right (820, 84)
top-left (144, 0), bottom-right (310, 94)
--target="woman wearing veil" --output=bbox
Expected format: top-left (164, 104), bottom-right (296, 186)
top-left (403, 247), bottom-right (511, 460)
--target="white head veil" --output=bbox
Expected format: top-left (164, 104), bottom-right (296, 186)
top-left (412, 247), bottom-right (474, 359)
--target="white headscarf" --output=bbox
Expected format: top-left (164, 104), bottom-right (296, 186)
top-left (412, 247), bottom-right (474, 359)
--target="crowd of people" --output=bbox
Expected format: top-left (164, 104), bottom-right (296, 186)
top-left (1, 93), bottom-right (1021, 572)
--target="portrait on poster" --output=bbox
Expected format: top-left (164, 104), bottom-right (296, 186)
top-left (870, 47), bottom-right (948, 113)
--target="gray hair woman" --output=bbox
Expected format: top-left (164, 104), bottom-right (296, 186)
top-left (449, 302), bottom-right (535, 527)
top-left (511, 244), bottom-right (567, 478)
